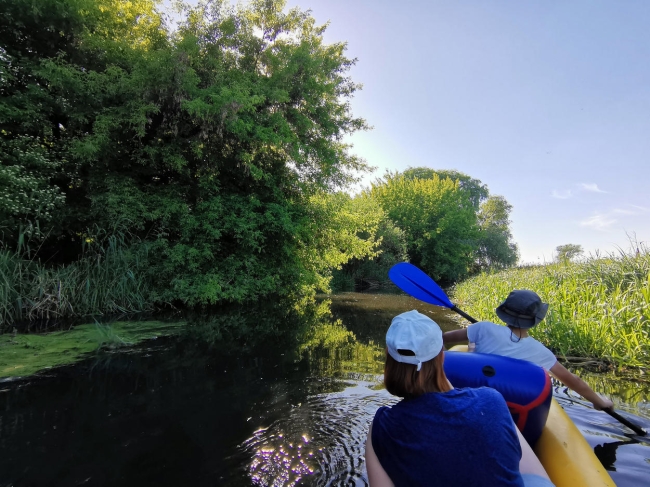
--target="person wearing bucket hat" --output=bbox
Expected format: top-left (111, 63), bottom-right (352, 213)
top-left (443, 290), bottom-right (613, 411)
top-left (365, 310), bottom-right (555, 487)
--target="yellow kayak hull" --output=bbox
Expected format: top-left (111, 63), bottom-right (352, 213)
top-left (536, 398), bottom-right (615, 487)
top-left (449, 345), bottom-right (615, 486)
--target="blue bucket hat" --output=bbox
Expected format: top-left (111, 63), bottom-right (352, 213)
top-left (495, 290), bottom-right (549, 329)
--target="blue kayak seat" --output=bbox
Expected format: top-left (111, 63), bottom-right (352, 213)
top-left (443, 351), bottom-right (552, 446)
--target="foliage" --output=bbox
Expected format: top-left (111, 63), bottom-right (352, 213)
top-left (475, 195), bottom-right (519, 270)
top-left (400, 167), bottom-right (518, 272)
top-left (0, 232), bottom-right (152, 330)
top-left (331, 196), bottom-right (407, 291)
top-left (556, 244), bottom-right (583, 263)
top-left (452, 246), bottom-right (650, 367)
top-left (369, 172), bottom-right (479, 283)
top-left (402, 167), bottom-right (488, 209)
top-left (0, 0), bottom-right (376, 329)
top-left (0, 137), bottom-right (66, 241)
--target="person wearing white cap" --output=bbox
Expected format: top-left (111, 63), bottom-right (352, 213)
top-left (365, 310), bottom-right (554, 487)
top-left (443, 290), bottom-right (613, 411)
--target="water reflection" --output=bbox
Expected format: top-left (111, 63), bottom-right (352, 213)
top-left (0, 292), bottom-right (648, 487)
top-left (238, 383), bottom-right (394, 487)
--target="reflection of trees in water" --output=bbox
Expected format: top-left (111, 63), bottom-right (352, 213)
top-left (560, 368), bottom-right (650, 416)
top-left (232, 311), bottom-right (394, 486)
top-left (299, 317), bottom-right (384, 379)
top-left (328, 292), bottom-right (460, 343)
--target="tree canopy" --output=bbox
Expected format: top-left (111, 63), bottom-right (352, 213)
top-left (0, 0), bottom-right (378, 326)
top-left (556, 244), bottom-right (583, 263)
top-left (0, 1), bottom-right (521, 330)
top-left (369, 172), bottom-right (479, 283)
top-left (475, 195), bottom-right (519, 270)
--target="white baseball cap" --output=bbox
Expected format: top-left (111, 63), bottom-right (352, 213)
top-left (386, 310), bottom-right (443, 371)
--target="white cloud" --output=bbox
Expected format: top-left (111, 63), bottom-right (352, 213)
top-left (579, 183), bottom-right (607, 193)
top-left (551, 182), bottom-right (609, 200)
top-left (580, 214), bottom-right (617, 230)
top-left (580, 205), bottom-right (649, 231)
top-left (551, 189), bottom-right (572, 199)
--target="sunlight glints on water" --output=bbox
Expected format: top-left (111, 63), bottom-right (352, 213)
top-left (247, 430), bottom-right (316, 487)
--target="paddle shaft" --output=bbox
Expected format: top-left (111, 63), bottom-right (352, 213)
top-left (604, 408), bottom-right (647, 436)
top-left (450, 305), bottom-right (478, 324)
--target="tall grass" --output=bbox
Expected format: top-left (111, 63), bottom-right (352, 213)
top-left (452, 247), bottom-right (650, 368)
top-left (0, 235), bottom-right (152, 331)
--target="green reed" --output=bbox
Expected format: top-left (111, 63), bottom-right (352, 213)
top-left (0, 235), bottom-right (152, 331)
top-left (451, 249), bottom-right (650, 368)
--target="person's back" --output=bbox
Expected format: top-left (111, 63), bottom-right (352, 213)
top-left (467, 320), bottom-right (557, 370)
top-left (366, 310), bottom-right (555, 487)
top-left (442, 290), bottom-right (614, 411)
top-left (372, 387), bottom-right (523, 487)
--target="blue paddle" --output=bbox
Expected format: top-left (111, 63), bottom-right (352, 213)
top-left (388, 262), bottom-right (647, 436)
top-left (388, 262), bottom-right (478, 323)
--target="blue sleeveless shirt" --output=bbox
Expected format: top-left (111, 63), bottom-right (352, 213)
top-left (371, 387), bottom-right (524, 487)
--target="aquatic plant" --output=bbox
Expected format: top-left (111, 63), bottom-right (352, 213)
top-left (0, 320), bottom-right (184, 378)
top-left (0, 234), bottom-right (152, 331)
top-left (451, 247), bottom-right (650, 368)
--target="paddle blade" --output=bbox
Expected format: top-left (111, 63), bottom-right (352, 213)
top-left (388, 263), bottom-right (454, 309)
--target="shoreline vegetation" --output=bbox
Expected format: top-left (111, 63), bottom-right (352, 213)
top-left (1, 1), bottom-right (646, 379)
top-left (1, 0), bottom-right (519, 340)
top-left (452, 246), bottom-right (650, 370)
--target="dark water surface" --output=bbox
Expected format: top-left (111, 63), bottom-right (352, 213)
top-left (1, 292), bottom-right (649, 486)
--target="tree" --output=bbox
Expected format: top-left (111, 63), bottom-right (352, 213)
top-left (402, 167), bottom-right (489, 209)
top-left (369, 172), bottom-right (479, 283)
top-left (397, 168), bottom-right (518, 272)
top-left (556, 244), bottom-right (583, 263)
top-left (0, 0), bottom-right (376, 316)
top-left (475, 195), bottom-right (518, 270)
top-left (334, 197), bottom-right (408, 288)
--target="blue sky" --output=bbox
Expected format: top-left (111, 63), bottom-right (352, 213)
top-left (168, 1), bottom-right (650, 263)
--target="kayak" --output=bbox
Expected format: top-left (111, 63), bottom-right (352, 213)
top-left (448, 345), bottom-right (615, 487)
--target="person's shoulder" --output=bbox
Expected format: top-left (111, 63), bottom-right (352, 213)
top-left (526, 336), bottom-right (556, 356)
top-left (452, 387), bottom-right (509, 414)
top-left (468, 320), bottom-right (499, 333)
top-left (471, 321), bottom-right (506, 335)
top-left (524, 337), bottom-right (558, 368)
top-left (456, 386), bottom-right (503, 402)
top-left (373, 405), bottom-right (392, 420)
top-left (470, 320), bottom-right (497, 327)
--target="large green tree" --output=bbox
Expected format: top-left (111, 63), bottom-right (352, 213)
top-left (0, 0), bottom-right (377, 319)
top-left (475, 195), bottom-right (519, 270)
top-left (402, 167), bottom-right (489, 209)
top-left (401, 167), bottom-right (518, 271)
top-left (369, 172), bottom-right (479, 283)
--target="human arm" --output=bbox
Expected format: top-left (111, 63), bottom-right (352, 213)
top-left (549, 362), bottom-right (614, 410)
top-left (442, 328), bottom-right (468, 345)
top-left (365, 422), bottom-right (395, 487)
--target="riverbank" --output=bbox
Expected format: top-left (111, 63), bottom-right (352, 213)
top-left (0, 321), bottom-right (184, 378)
top-left (451, 249), bottom-right (650, 368)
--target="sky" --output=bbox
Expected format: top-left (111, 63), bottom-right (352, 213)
top-left (167, 1), bottom-right (650, 263)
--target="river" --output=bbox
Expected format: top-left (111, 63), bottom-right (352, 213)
top-left (0, 292), bottom-right (648, 486)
